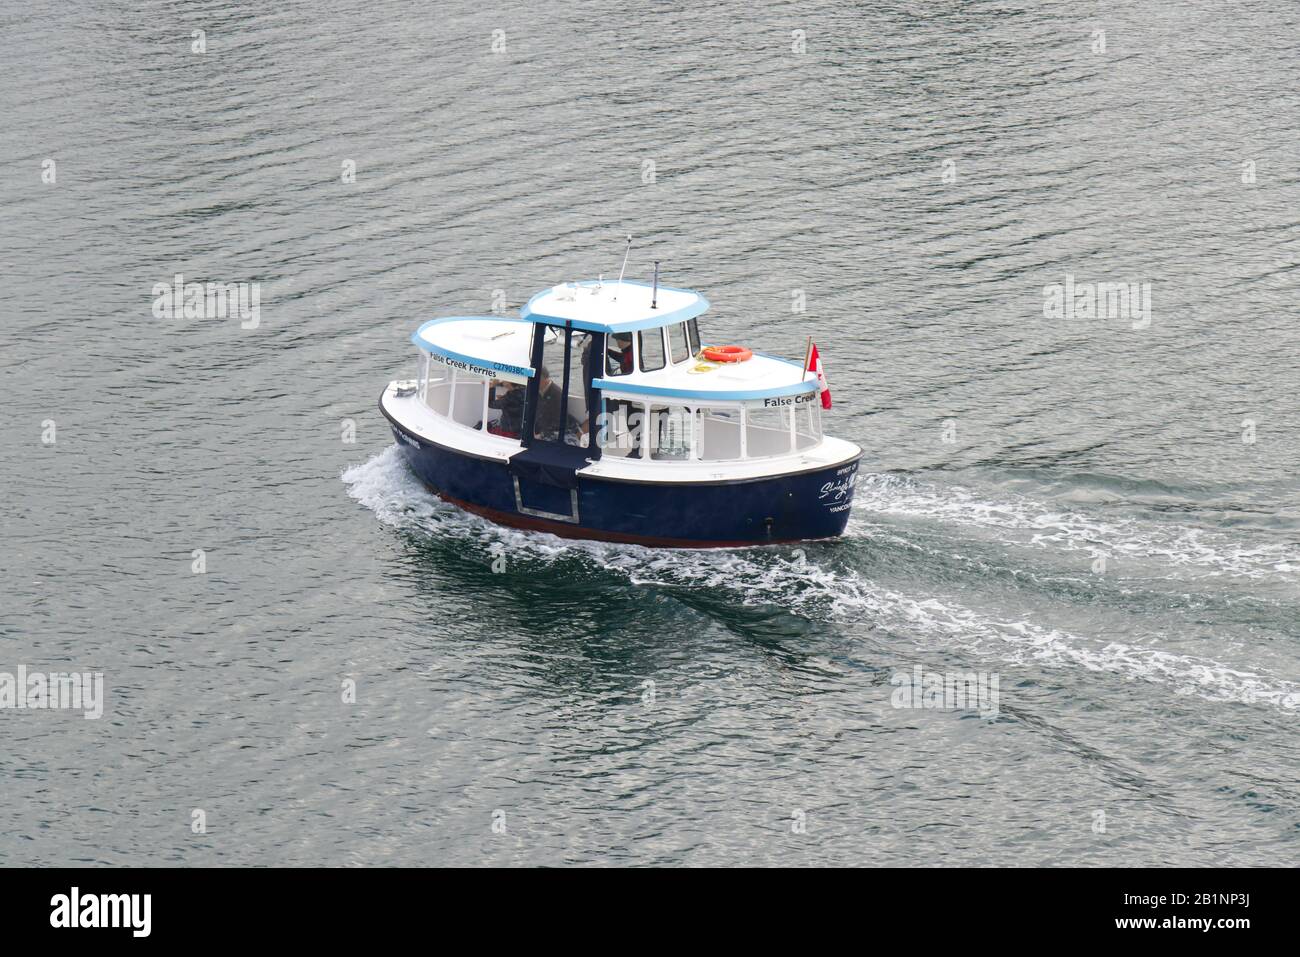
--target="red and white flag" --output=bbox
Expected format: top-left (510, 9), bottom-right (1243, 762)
top-left (806, 341), bottom-right (833, 409)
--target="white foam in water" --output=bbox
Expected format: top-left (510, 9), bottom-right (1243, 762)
top-left (343, 447), bottom-right (1300, 711)
top-left (853, 473), bottom-right (1300, 581)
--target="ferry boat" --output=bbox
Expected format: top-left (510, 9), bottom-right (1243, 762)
top-left (378, 272), bottom-right (861, 547)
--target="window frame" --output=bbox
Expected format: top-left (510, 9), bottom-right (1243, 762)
top-left (695, 405), bottom-right (744, 461)
top-left (743, 402), bottom-right (795, 459)
top-left (424, 359), bottom-right (452, 416)
top-left (605, 333), bottom-right (633, 377)
top-left (638, 327), bottom-right (667, 372)
top-left (669, 323), bottom-right (690, 364)
top-left (648, 404), bottom-right (694, 460)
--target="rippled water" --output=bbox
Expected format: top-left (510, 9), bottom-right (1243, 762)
top-left (2, 1), bottom-right (1297, 866)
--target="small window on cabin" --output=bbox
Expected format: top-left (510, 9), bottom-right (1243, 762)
top-left (447, 371), bottom-right (489, 430)
top-left (639, 328), bottom-right (666, 372)
top-left (649, 405), bottom-right (693, 460)
top-left (485, 378), bottom-right (526, 438)
top-left (605, 332), bottom-right (634, 377)
top-left (697, 407), bottom-right (742, 461)
top-left (425, 362), bottom-right (452, 417)
top-left (670, 323), bottom-right (690, 364)
top-left (795, 399), bottom-right (822, 450)
top-left (745, 404), bottom-right (792, 458)
top-left (686, 318), bottom-right (701, 355)
top-left (597, 398), bottom-right (643, 457)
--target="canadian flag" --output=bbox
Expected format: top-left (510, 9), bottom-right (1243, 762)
top-left (806, 342), bottom-right (833, 409)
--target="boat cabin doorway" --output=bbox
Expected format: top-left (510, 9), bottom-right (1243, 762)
top-left (523, 322), bottom-right (598, 450)
top-left (510, 322), bottom-right (601, 524)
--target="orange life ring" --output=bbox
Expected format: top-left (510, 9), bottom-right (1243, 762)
top-left (702, 345), bottom-right (753, 363)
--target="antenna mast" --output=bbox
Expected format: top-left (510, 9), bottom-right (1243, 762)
top-left (612, 235), bottom-right (632, 300)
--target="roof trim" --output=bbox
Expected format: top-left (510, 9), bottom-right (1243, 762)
top-left (591, 377), bottom-right (818, 403)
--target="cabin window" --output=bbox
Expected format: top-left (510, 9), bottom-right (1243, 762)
top-left (485, 379), bottom-right (526, 438)
top-left (447, 370), bottom-right (490, 430)
top-left (638, 328), bottom-right (666, 372)
top-left (649, 405), bottom-right (693, 460)
top-left (605, 332), bottom-right (634, 377)
top-left (696, 407), bottom-right (742, 460)
top-left (425, 361), bottom-right (452, 417)
top-left (669, 323), bottom-right (690, 364)
top-left (744, 404), bottom-right (793, 458)
top-left (596, 398), bottom-right (643, 457)
top-left (686, 318), bottom-right (701, 355)
top-left (795, 399), bottom-right (822, 449)
top-left (418, 352), bottom-right (432, 400)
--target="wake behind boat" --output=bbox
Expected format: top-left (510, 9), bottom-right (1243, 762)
top-left (379, 263), bottom-right (860, 547)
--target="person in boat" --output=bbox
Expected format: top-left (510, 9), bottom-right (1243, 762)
top-left (532, 365), bottom-right (565, 440)
top-left (606, 332), bottom-right (633, 376)
top-left (485, 380), bottom-right (525, 437)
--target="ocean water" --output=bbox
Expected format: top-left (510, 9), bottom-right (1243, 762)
top-left (1, 0), bottom-right (1297, 866)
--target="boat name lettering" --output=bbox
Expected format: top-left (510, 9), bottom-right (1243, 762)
top-left (426, 353), bottom-right (527, 379)
top-left (763, 392), bottom-right (816, 408)
top-left (431, 353), bottom-right (501, 378)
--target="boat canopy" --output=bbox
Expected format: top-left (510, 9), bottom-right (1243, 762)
top-left (593, 352), bottom-right (815, 403)
top-left (521, 280), bottom-right (708, 333)
top-left (404, 287), bottom-right (827, 463)
top-left (411, 316), bottom-right (535, 383)
top-left (410, 282), bottom-right (817, 406)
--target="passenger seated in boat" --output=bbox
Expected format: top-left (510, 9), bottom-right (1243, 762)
top-left (485, 381), bottom-right (524, 437)
top-left (606, 333), bottom-right (633, 376)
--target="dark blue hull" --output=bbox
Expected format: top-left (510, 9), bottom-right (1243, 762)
top-left (385, 418), bottom-right (859, 548)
